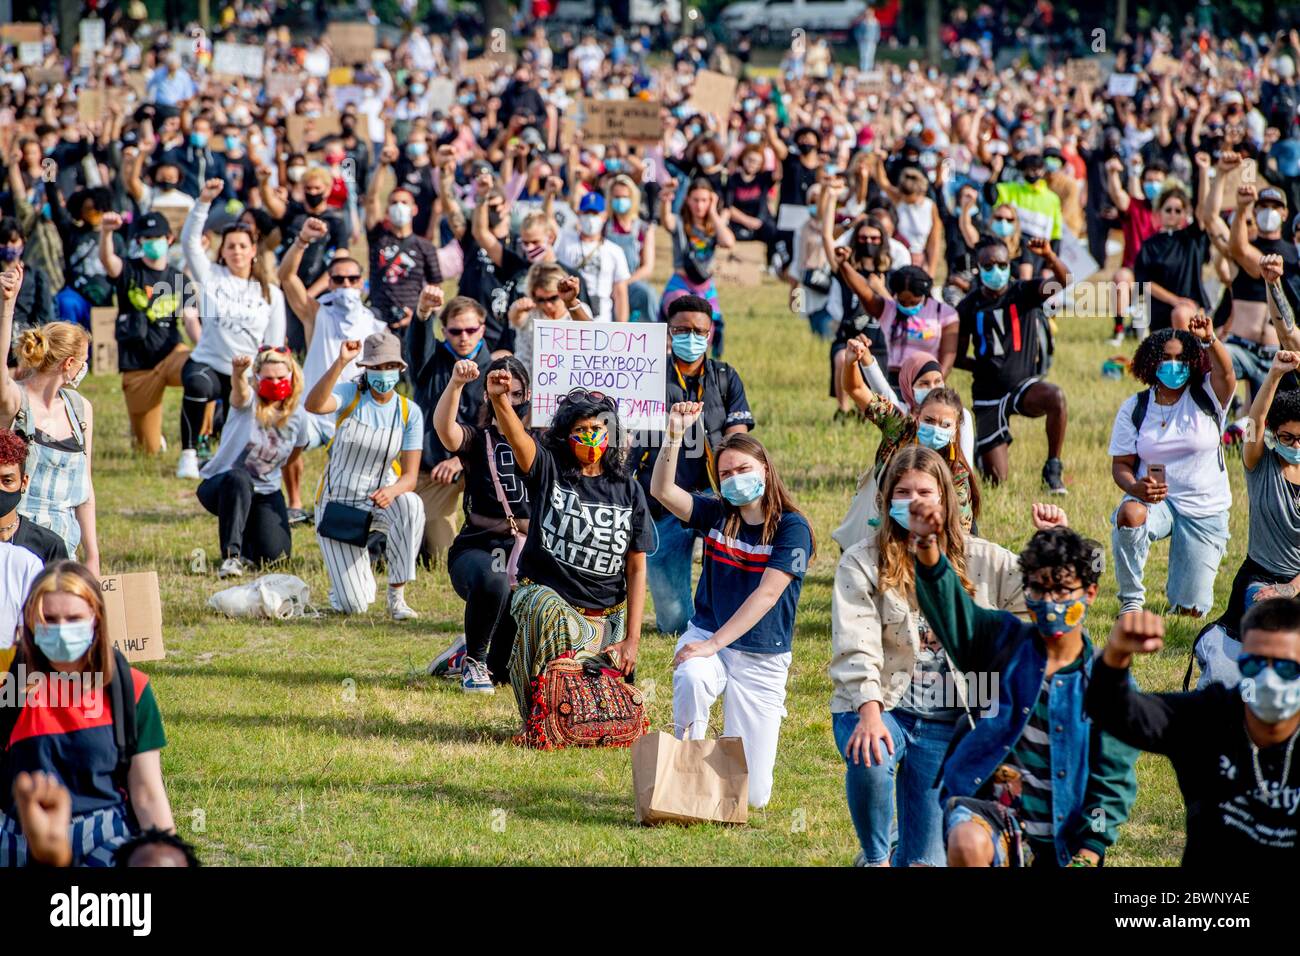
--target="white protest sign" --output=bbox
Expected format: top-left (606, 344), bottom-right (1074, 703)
top-left (18, 42), bottom-right (42, 66)
top-left (777, 203), bottom-right (811, 231)
top-left (304, 48), bottom-right (331, 78)
top-left (78, 18), bottom-right (106, 67)
top-left (531, 320), bottom-right (667, 432)
top-left (212, 41), bottom-right (265, 79)
top-left (426, 77), bottom-right (456, 114)
top-left (1106, 73), bottom-right (1138, 98)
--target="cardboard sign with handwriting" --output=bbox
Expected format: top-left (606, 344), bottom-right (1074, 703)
top-left (460, 57), bottom-right (499, 79)
top-left (1065, 59), bottom-right (1102, 87)
top-left (1148, 53), bottom-right (1181, 76)
top-left (286, 113), bottom-right (342, 151)
top-left (78, 89), bottom-right (106, 124)
top-left (155, 204), bottom-right (191, 239)
top-left (688, 70), bottom-right (738, 126)
top-left (18, 41), bottom-right (43, 66)
top-left (25, 67), bottom-right (63, 88)
top-left (712, 242), bottom-right (767, 288)
top-left (1218, 157), bottom-right (1258, 213)
top-left (91, 307), bottom-right (118, 375)
top-left (583, 98), bottom-right (662, 143)
top-left (101, 572), bottom-right (166, 663)
top-left (327, 23), bottom-right (376, 66)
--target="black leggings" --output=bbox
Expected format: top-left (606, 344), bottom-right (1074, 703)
top-left (196, 470), bottom-right (292, 564)
top-left (181, 359), bottom-right (232, 450)
top-left (448, 542), bottom-right (516, 684)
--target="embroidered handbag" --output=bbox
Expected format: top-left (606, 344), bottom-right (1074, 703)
top-left (521, 652), bottom-right (647, 750)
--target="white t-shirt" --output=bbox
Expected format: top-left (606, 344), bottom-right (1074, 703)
top-left (554, 232), bottom-right (630, 323)
top-left (200, 394), bottom-right (311, 495)
top-left (302, 291), bottom-right (388, 393)
top-left (0, 541), bottom-right (42, 651)
top-left (1107, 375), bottom-right (1231, 518)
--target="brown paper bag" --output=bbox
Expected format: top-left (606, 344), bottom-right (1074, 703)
top-left (632, 730), bottom-right (748, 826)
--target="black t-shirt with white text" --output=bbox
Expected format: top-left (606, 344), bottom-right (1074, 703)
top-left (520, 444), bottom-right (655, 610)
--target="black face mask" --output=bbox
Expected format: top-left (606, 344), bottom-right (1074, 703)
top-left (512, 399), bottom-right (531, 419)
top-left (856, 240), bottom-right (881, 259)
top-left (0, 487), bottom-right (21, 518)
top-left (304, 191), bottom-right (327, 207)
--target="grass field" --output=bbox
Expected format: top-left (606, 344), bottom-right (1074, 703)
top-left (81, 252), bottom-right (1243, 866)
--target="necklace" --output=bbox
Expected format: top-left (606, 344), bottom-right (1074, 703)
top-left (1248, 721), bottom-right (1299, 803)
top-left (0, 517), bottom-right (16, 540)
top-left (1155, 387), bottom-right (1177, 428)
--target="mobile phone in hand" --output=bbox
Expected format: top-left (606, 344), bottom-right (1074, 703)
top-left (1147, 463), bottom-right (1166, 485)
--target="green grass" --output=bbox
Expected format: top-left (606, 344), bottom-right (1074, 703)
top-left (84, 269), bottom-right (1238, 866)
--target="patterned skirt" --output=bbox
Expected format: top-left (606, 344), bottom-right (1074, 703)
top-left (508, 582), bottom-right (627, 726)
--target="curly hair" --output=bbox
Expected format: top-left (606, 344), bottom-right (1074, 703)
top-left (1018, 527), bottom-right (1105, 593)
top-left (114, 827), bottom-right (202, 867)
top-left (540, 395), bottom-right (628, 479)
top-left (1130, 329), bottom-right (1209, 387)
top-left (1265, 386), bottom-right (1300, 432)
top-left (0, 428), bottom-right (28, 473)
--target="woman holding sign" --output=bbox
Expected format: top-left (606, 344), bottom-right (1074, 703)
top-left (485, 374), bottom-right (654, 735)
top-left (651, 402), bottom-right (814, 808)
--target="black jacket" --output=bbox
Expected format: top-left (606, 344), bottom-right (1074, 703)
top-left (407, 322), bottom-right (493, 469)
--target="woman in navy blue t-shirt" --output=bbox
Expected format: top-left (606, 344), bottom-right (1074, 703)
top-left (651, 403), bottom-right (815, 808)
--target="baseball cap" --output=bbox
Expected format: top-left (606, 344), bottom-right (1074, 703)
top-left (1258, 186), bottom-right (1288, 207)
top-left (578, 193), bottom-right (606, 214)
top-left (133, 211), bottom-right (171, 238)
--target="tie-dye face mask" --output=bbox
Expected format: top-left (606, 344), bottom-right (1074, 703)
top-left (568, 426), bottom-right (609, 465)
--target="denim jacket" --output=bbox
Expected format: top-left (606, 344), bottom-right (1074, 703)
top-left (915, 554), bottom-right (1139, 865)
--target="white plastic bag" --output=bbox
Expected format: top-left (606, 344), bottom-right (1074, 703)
top-left (208, 574), bottom-right (313, 620)
top-left (832, 467), bottom-right (879, 552)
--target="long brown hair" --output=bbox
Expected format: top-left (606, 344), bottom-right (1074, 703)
top-left (874, 446), bottom-right (973, 600)
top-left (19, 561), bottom-right (114, 684)
top-left (916, 387), bottom-right (981, 522)
top-left (716, 433), bottom-right (816, 557)
top-left (218, 223), bottom-right (273, 304)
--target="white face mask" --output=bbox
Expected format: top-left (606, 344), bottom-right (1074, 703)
top-left (287, 165), bottom-right (306, 184)
top-left (1256, 207), bottom-right (1283, 233)
top-left (578, 213), bottom-right (602, 236)
top-left (1244, 665), bottom-right (1300, 723)
top-left (69, 360), bottom-right (88, 390)
top-left (387, 203), bottom-right (413, 228)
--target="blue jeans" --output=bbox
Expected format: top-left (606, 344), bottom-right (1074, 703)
top-left (1111, 498), bottom-right (1230, 615)
top-left (832, 709), bottom-right (954, 866)
top-left (647, 512), bottom-right (697, 635)
top-left (628, 280), bottom-right (660, 323)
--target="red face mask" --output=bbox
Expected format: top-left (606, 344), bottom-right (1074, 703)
top-left (257, 376), bottom-right (292, 403)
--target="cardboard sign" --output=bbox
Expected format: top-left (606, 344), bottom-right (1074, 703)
top-left (460, 57), bottom-right (499, 79)
top-left (426, 77), bottom-right (456, 114)
top-left (777, 203), bottom-right (812, 231)
top-left (1148, 52), bottom-right (1181, 76)
top-left (212, 41), bottom-right (265, 79)
top-left (25, 67), bottom-right (64, 87)
top-left (327, 22), bottom-right (376, 66)
top-left (265, 71), bottom-right (303, 102)
top-left (18, 41), bottom-right (43, 66)
top-left (332, 85), bottom-right (365, 111)
top-left (530, 320), bottom-right (667, 432)
top-left (100, 572), bottom-right (166, 663)
top-left (688, 70), bottom-right (738, 126)
top-left (582, 98), bottom-right (661, 143)
top-left (860, 70), bottom-right (888, 94)
top-left (1106, 73), bottom-right (1139, 98)
top-left (1219, 157), bottom-right (1258, 212)
top-left (91, 307), bottom-right (118, 375)
top-left (77, 89), bottom-right (106, 124)
top-left (155, 204), bottom-right (191, 239)
top-left (124, 71), bottom-right (149, 99)
top-left (286, 112), bottom-right (342, 150)
top-left (1065, 59), bottom-right (1101, 87)
top-left (0, 22), bottom-right (43, 45)
top-left (711, 242), bottom-right (767, 288)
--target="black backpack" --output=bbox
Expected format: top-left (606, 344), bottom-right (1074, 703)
top-left (0, 647), bottom-right (139, 806)
top-left (1130, 384), bottom-right (1225, 472)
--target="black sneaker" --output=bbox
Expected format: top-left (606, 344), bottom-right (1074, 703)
top-left (1042, 458), bottom-right (1068, 495)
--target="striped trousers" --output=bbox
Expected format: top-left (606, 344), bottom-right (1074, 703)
top-left (316, 491), bottom-right (425, 613)
top-left (0, 804), bottom-right (131, 867)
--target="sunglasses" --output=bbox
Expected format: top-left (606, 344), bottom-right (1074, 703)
top-left (533, 293), bottom-right (562, 304)
top-left (1238, 654), bottom-right (1300, 682)
top-left (331, 273), bottom-right (363, 285)
top-left (558, 387), bottom-right (617, 411)
top-left (258, 345), bottom-right (291, 355)
top-left (445, 325), bottom-right (483, 337)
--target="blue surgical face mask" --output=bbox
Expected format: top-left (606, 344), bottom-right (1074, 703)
top-left (896, 301), bottom-right (922, 316)
top-left (1156, 359), bottom-right (1190, 390)
top-left (916, 421), bottom-right (954, 451)
top-left (1024, 595), bottom-right (1087, 638)
top-left (34, 619), bottom-right (96, 663)
top-left (721, 471), bottom-right (765, 506)
top-left (990, 218), bottom-right (1015, 238)
top-left (1274, 437), bottom-right (1300, 464)
top-left (912, 386), bottom-right (932, 407)
top-left (1142, 180), bottom-right (1162, 202)
top-left (190, 131), bottom-right (208, 148)
top-left (671, 332), bottom-right (709, 363)
top-left (605, 158), bottom-right (623, 172)
top-left (611, 196), bottom-right (632, 215)
top-left (744, 130), bottom-right (762, 145)
top-left (888, 497), bottom-right (913, 528)
top-left (224, 135), bottom-right (240, 152)
top-left (979, 263), bottom-right (1011, 290)
top-left (366, 370), bottom-right (400, 394)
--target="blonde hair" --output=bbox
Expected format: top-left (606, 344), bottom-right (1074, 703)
top-left (526, 260), bottom-right (567, 295)
top-left (520, 211), bottom-right (556, 241)
top-left (253, 349), bottom-right (304, 431)
top-left (301, 166), bottom-right (333, 189)
top-left (874, 446), bottom-right (973, 600)
top-left (994, 203), bottom-right (1022, 258)
top-left (18, 322), bottom-right (89, 374)
top-left (605, 174), bottom-right (641, 221)
top-left (20, 561), bottom-right (114, 683)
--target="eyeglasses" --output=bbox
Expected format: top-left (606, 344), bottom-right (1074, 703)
top-left (331, 273), bottom-right (363, 285)
top-left (558, 387), bottom-right (617, 411)
top-left (445, 325), bottom-right (483, 338)
top-left (1238, 654), bottom-right (1300, 682)
top-left (668, 325), bottom-right (710, 336)
top-left (1275, 431), bottom-right (1300, 448)
top-left (1162, 206), bottom-right (1186, 215)
top-left (1023, 584), bottom-right (1084, 603)
top-left (258, 345), bottom-right (291, 355)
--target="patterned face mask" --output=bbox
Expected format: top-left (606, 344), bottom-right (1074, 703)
top-left (1024, 595), bottom-right (1088, 638)
top-left (568, 426), bottom-right (608, 465)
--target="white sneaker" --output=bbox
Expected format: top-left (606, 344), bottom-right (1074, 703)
top-left (1106, 333), bottom-right (1124, 348)
top-left (217, 557), bottom-right (247, 579)
top-left (159, 435), bottom-right (168, 453)
top-left (176, 449), bottom-right (201, 479)
top-left (388, 587), bottom-right (419, 621)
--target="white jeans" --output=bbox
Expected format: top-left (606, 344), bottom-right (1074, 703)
top-left (672, 625), bottom-right (792, 808)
